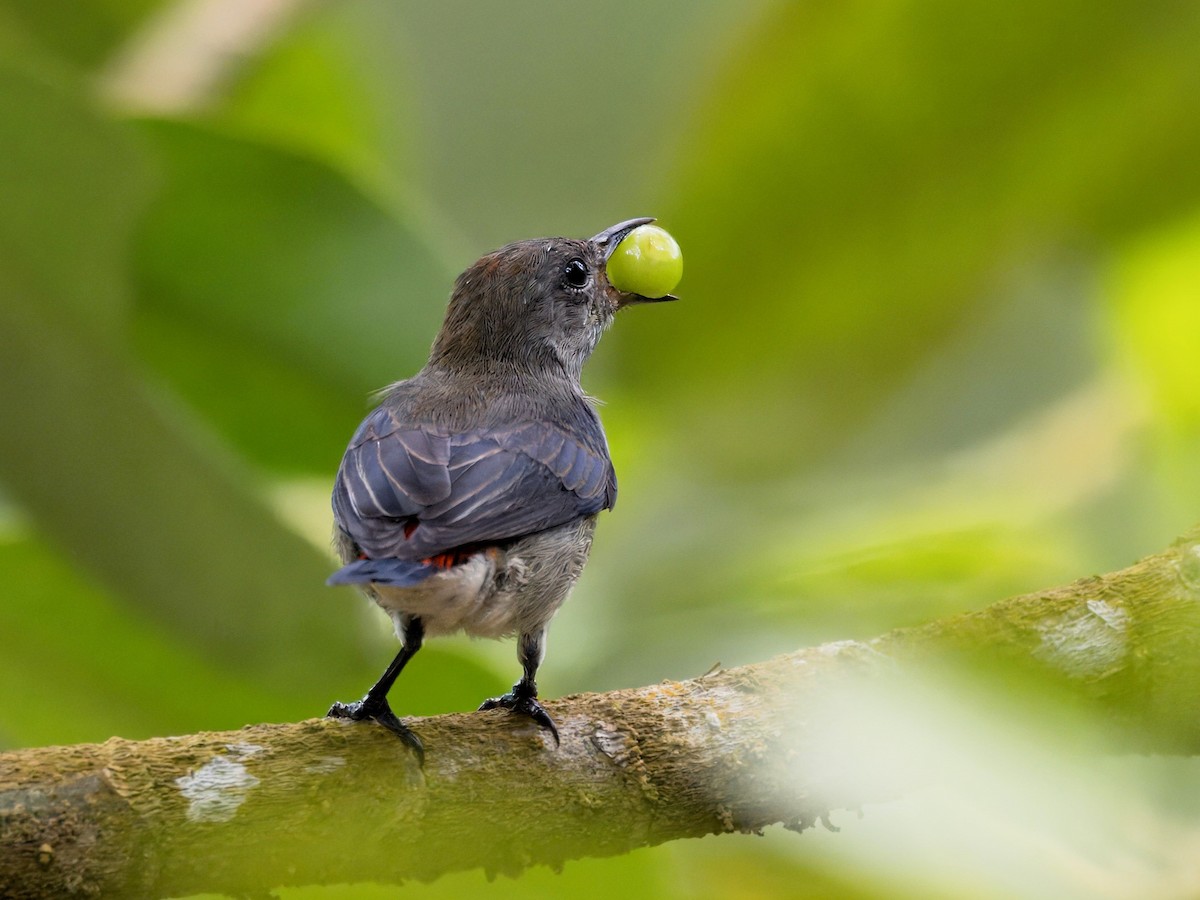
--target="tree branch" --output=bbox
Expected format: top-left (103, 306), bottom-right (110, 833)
top-left (3, 527), bottom-right (1200, 898)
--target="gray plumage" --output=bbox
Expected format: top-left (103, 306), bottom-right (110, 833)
top-left (324, 218), bottom-right (673, 756)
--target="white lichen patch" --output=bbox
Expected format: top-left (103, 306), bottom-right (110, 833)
top-left (816, 639), bottom-right (873, 657)
top-left (176, 755), bottom-right (260, 823)
top-left (1085, 598), bottom-right (1129, 631)
top-left (225, 742), bottom-right (264, 758)
top-left (654, 684), bottom-right (750, 749)
top-left (815, 639), bottom-right (891, 665)
top-left (591, 722), bottom-right (633, 763)
top-left (303, 756), bottom-right (346, 775)
top-left (1035, 599), bottom-right (1128, 679)
top-left (702, 684), bottom-right (754, 718)
top-left (1178, 544), bottom-right (1200, 592)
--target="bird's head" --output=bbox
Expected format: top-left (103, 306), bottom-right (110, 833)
top-left (429, 218), bottom-right (676, 382)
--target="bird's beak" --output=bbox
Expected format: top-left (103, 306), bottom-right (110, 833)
top-left (613, 290), bottom-right (678, 309)
top-left (590, 217), bottom-right (656, 259)
top-left (590, 217), bottom-right (680, 309)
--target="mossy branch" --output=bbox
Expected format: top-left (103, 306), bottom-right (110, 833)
top-left (3, 528), bottom-right (1200, 899)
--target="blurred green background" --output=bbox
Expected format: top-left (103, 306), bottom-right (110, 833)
top-left (3, 0), bottom-right (1200, 897)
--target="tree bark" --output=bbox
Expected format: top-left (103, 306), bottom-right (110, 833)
top-left (3, 527), bottom-right (1200, 899)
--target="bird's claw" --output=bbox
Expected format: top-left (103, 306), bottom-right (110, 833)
top-left (478, 688), bottom-right (560, 746)
top-left (327, 696), bottom-right (425, 764)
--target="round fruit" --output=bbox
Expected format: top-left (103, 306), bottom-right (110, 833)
top-left (606, 224), bottom-right (682, 298)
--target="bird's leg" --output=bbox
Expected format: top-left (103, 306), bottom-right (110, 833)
top-left (478, 628), bottom-right (560, 745)
top-left (328, 615), bottom-right (425, 762)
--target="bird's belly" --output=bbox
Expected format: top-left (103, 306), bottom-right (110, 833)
top-left (370, 517), bottom-right (597, 639)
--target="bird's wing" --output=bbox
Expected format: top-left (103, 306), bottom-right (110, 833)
top-left (333, 406), bottom-right (616, 561)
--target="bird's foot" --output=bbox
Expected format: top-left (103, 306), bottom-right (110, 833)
top-left (478, 685), bottom-right (560, 746)
top-left (327, 695), bottom-right (424, 763)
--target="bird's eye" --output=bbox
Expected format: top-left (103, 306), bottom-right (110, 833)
top-left (563, 258), bottom-right (590, 289)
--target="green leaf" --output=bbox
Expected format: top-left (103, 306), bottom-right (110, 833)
top-left (0, 0), bottom-right (166, 70)
top-left (0, 535), bottom-right (282, 748)
top-left (0, 63), bottom-right (499, 724)
top-left (619, 0), bottom-right (1200, 472)
top-left (1106, 211), bottom-right (1200, 519)
top-left (1109, 212), bottom-right (1200, 430)
top-left (131, 119), bottom-right (452, 469)
top-left (132, 306), bottom-right (362, 475)
top-left (0, 241), bottom-right (498, 721)
top-left (0, 265), bottom-right (363, 686)
top-left (0, 57), bottom-right (148, 340)
top-left (217, 0), bottom-right (414, 203)
top-left (0, 61), bottom-right (494, 711)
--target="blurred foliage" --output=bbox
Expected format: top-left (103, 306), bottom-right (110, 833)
top-left (2, 0), bottom-right (1200, 897)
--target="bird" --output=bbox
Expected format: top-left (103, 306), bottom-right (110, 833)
top-left (325, 217), bottom-right (676, 761)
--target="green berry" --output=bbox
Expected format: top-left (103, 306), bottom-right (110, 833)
top-left (606, 224), bottom-right (682, 298)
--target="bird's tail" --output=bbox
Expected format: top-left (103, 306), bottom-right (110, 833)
top-left (326, 557), bottom-right (439, 588)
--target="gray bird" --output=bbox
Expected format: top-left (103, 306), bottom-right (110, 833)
top-left (326, 217), bottom-right (675, 759)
